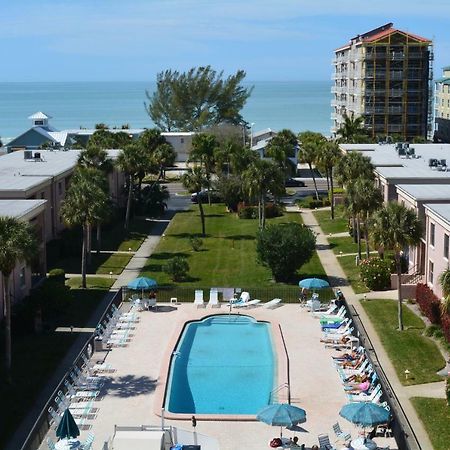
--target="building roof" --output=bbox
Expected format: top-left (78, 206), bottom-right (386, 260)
top-left (28, 111), bottom-right (52, 120)
top-left (362, 28), bottom-right (430, 44)
top-left (424, 203), bottom-right (450, 226)
top-left (0, 175), bottom-right (51, 193)
top-left (443, 66), bottom-right (450, 71)
top-left (397, 184), bottom-right (450, 201)
top-left (341, 143), bottom-right (450, 181)
top-left (252, 128), bottom-right (276, 139)
top-left (0, 199), bottom-right (47, 219)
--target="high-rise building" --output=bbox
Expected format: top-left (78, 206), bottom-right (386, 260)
top-left (332, 23), bottom-right (433, 140)
top-left (434, 67), bottom-right (450, 143)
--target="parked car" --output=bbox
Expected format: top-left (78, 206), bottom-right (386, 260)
top-left (284, 178), bottom-right (305, 187)
top-left (191, 189), bottom-right (222, 203)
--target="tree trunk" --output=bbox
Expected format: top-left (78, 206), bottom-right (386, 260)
top-left (261, 193), bottom-right (266, 229)
top-left (3, 273), bottom-right (12, 377)
top-left (81, 224), bottom-right (88, 289)
top-left (207, 173), bottom-right (211, 206)
top-left (96, 223), bottom-right (102, 255)
top-left (364, 214), bottom-right (370, 258)
top-left (329, 168), bottom-right (335, 220)
top-left (124, 174), bottom-right (133, 230)
top-left (198, 195), bottom-right (206, 237)
top-left (326, 171), bottom-right (330, 191)
top-left (356, 214), bottom-right (362, 260)
top-left (352, 216), bottom-right (357, 243)
top-left (396, 255), bottom-right (404, 331)
top-left (308, 162), bottom-right (320, 200)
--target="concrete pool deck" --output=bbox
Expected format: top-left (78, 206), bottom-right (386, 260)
top-left (58, 304), bottom-right (397, 450)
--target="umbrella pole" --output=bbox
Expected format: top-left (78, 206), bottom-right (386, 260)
top-left (280, 425), bottom-right (282, 438)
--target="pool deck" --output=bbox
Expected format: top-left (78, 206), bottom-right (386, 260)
top-left (59, 304), bottom-right (397, 450)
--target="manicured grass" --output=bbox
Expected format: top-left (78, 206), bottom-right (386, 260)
top-left (0, 280), bottom-right (111, 447)
top-left (337, 255), bottom-right (369, 294)
top-left (48, 253), bottom-right (132, 275)
top-left (329, 236), bottom-right (360, 255)
top-left (66, 276), bottom-right (115, 290)
top-left (96, 254), bottom-right (132, 274)
top-left (313, 206), bottom-right (348, 234)
top-left (141, 205), bottom-right (326, 287)
top-left (361, 299), bottom-right (445, 386)
top-left (411, 397), bottom-right (450, 450)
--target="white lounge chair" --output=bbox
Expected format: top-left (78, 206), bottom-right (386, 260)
top-left (230, 291), bottom-right (250, 306)
top-left (194, 289), bottom-right (205, 308)
top-left (233, 299), bottom-right (261, 308)
top-left (312, 304), bottom-right (337, 317)
top-left (208, 289), bottom-right (220, 308)
top-left (263, 298), bottom-right (282, 309)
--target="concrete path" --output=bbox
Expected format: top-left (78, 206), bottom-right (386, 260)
top-left (300, 208), bottom-right (436, 450)
top-left (404, 381), bottom-right (447, 398)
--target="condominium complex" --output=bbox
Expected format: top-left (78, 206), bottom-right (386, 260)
top-left (332, 23), bottom-right (433, 140)
top-left (434, 66), bottom-right (450, 143)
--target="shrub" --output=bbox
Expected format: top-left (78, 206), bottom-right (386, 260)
top-left (189, 237), bottom-right (203, 252)
top-left (265, 203), bottom-right (283, 218)
top-left (424, 324), bottom-right (440, 337)
top-left (442, 314), bottom-right (450, 343)
top-left (359, 257), bottom-right (391, 291)
top-left (447, 378), bottom-right (450, 406)
top-left (256, 222), bottom-right (316, 282)
top-left (238, 205), bottom-right (257, 219)
top-left (308, 199), bottom-right (323, 209)
top-left (48, 268), bottom-right (65, 283)
top-left (164, 256), bottom-right (189, 281)
top-left (416, 283), bottom-right (442, 325)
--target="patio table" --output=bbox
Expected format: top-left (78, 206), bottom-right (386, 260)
top-left (350, 437), bottom-right (377, 450)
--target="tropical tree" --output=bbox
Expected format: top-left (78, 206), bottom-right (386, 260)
top-left (117, 143), bottom-right (149, 230)
top-left (77, 146), bottom-right (113, 254)
top-left (61, 168), bottom-right (109, 289)
top-left (335, 152), bottom-right (374, 187)
top-left (298, 131), bottom-right (326, 200)
top-left (438, 269), bottom-right (450, 316)
top-left (88, 129), bottom-right (132, 150)
top-left (371, 202), bottom-right (422, 330)
top-left (317, 141), bottom-right (342, 219)
top-left (145, 66), bottom-right (253, 131)
top-left (189, 133), bottom-right (219, 204)
top-left (243, 160), bottom-right (284, 229)
top-left (265, 129), bottom-right (297, 176)
top-left (336, 113), bottom-right (369, 143)
top-left (153, 143), bottom-right (176, 181)
top-left (0, 217), bottom-right (38, 374)
top-left (182, 167), bottom-right (208, 236)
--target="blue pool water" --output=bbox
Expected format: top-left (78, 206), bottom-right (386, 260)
top-left (165, 315), bottom-right (275, 415)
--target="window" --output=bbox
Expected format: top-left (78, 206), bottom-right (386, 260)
top-left (40, 191), bottom-right (45, 199)
top-left (445, 234), bottom-right (449, 259)
top-left (180, 138), bottom-right (184, 144)
top-left (430, 222), bottom-right (435, 247)
top-left (58, 182), bottom-right (62, 195)
top-left (19, 267), bottom-right (26, 288)
top-left (429, 260), bottom-right (434, 284)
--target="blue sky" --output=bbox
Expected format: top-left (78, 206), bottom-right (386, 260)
top-left (1, 0), bottom-right (449, 82)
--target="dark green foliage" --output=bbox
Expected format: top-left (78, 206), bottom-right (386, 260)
top-left (48, 268), bottom-right (66, 283)
top-left (216, 175), bottom-right (244, 212)
top-left (145, 66), bottom-right (253, 131)
top-left (256, 222), bottom-right (316, 282)
top-left (189, 237), bottom-right (203, 252)
top-left (238, 205), bottom-right (257, 219)
top-left (164, 256), bottom-right (190, 281)
top-left (139, 183), bottom-right (169, 215)
top-left (359, 257), bottom-right (391, 290)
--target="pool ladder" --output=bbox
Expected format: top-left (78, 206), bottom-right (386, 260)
top-left (269, 382), bottom-right (290, 404)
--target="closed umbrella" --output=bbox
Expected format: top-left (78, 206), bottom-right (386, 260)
top-left (257, 403), bottom-right (306, 437)
top-left (339, 402), bottom-right (390, 428)
top-left (298, 278), bottom-right (330, 290)
top-left (56, 408), bottom-right (80, 440)
top-left (127, 276), bottom-right (158, 298)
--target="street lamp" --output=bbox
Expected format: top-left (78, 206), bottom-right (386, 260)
top-left (250, 122), bottom-right (255, 148)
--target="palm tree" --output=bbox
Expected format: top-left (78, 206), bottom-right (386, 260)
top-left (0, 217), bottom-right (38, 374)
top-left (153, 142), bottom-right (176, 181)
top-left (265, 129), bottom-right (297, 176)
top-left (243, 160), bottom-right (284, 229)
top-left (317, 141), bottom-right (342, 219)
top-left (61, 168), bottom-right (109, 288)
top-left (371, 202), bottom-right (422, 330)
top-left (438, 269), bottom-right (450, 317)
top-left (189, 133), bottom-right (219, 205)
top-left (298, 131), bottom-right (326, 200)
top-left (77, 146), bottom-right (113, 255)
top-left (336, 113), bottom-right (368, 143)
top-left (117, 143), bottom-right (146, 230)
top-left (182, 167), bottom-right (208, 236)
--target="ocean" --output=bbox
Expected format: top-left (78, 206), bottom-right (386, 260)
top-left (0, 81), bottom-right (332, 141)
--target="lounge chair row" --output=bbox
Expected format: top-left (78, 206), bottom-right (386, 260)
top-left (194, 289), bottom-right (282, 309)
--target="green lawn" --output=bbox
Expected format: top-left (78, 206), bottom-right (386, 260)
top-left (411, 398), bottom-right (450, 450)
top-left (141, 205), bottom-right (327, 288)
top-left (0, 279), bottom-right (111, 447)
top-left (313, 206), bottom-right (348, 234)
top-left (329, 236), bottom-right (360, 255)
top-left (361, 299), bottom-right (445, 385)
top-left (337, 255), bottom-right (369, 294)
top-left (66, 276), bottom-right (115, 290)
top-left (48, 253), bottom-right (132, 275)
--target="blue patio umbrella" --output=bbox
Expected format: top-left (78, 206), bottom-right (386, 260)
top-left (127, 277), bottom-right (158, 298)
top-left (257, 403), bottom-right (307, 437)
top-left (339, 402), bottom-right (390, 428)
top-left (298, 278), bottom-right (330, 290)
top-left (56, 408), bottom-right (80, 440)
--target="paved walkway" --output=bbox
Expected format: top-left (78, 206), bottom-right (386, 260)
top-left (300, 208), bottom-right (436, 450)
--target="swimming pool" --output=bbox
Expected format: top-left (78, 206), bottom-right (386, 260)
top-left (164, 315), bottom-right (276, 415)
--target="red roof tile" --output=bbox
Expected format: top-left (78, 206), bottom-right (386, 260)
top-left (363, 28), bottom-right (431, 43)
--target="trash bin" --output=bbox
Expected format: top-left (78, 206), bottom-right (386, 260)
top-left (94, 337), bottom-right (103, 352)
